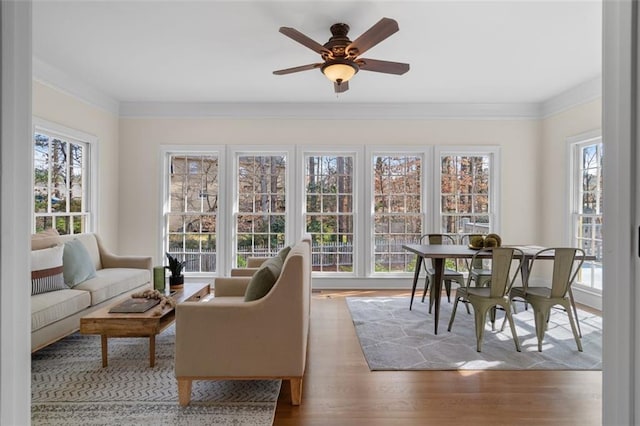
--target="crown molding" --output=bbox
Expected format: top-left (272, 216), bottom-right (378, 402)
top-left (32, 57), bottom-right (119, 116)
top-left (32, 56), bottom-right (601, 120)
top-left (118, 101), bottom-right (542, 120)
top-left (540, 76), bottom-right (602, 118)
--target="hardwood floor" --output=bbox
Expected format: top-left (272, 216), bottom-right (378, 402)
top-left (273, 290), bottom-right (601, 426)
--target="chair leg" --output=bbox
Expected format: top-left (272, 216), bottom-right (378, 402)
top-left (563, 300), bottom-right (583, 352)
top-left (489, 306), bottom-right (497, 331)
top-left (503, 303), bottom-right (521, 352)
top-left (444, 280), bottom-right (451, 303)
top-left (532, 306), bottom-right (549, 352)
top-left (473, 306), bottom-right (489, 352)
top-left (448, 296), bottom-right (461, 332)
top-left (421, 276), bottom-right (429, 303)
top-left (568, 287), bottom-right (583, 338)
top-left (177, 378), bottom-right (192, 406)
top-left (289, 377), bottom-right (303, 405)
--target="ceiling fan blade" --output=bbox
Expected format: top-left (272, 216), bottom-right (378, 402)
top-left (279, 27), bottom-right (332, 56)
top-left (357, 58), bottom-right (410, 75)
top-left (347, 17), bottom-right (399, 57)
top-left (273, 63), bottom-right (323, 75)
top-left (334, 81), bottom-right (349, 93)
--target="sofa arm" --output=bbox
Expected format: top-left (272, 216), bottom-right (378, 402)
top-left (95, 234), bottom-right (152, 270)
top-left (247, 257), bottom-right (270, 268)
top-left (214, 277), bottom-right (250, 297)
top-left (230, 267), bottom-right (258, 277)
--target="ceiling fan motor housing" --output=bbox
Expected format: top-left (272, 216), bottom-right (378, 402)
top-left (324, 23), bottom-right (356, 59)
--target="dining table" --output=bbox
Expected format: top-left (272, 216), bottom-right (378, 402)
top-left (402, 243), bottom-right (597, 335)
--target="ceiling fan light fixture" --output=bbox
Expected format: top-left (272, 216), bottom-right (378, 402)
top-left (321, 60), bottom-right (358, 84)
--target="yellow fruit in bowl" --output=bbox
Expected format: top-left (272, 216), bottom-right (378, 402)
top-left (469, 235), bottom-right (484, 248)
top-left (484, 236), bottom-right (499, 248)
top-left (485, 233), bottom-right (502, 247)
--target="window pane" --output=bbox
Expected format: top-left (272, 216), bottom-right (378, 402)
top-left (440, 153), bottom-right (492, 235)
top-left (373, 154), bottom-right (422, 273)
top-left (166, 154), bottom-right (219, 273)
top-left (33, 131), bottom-right (89, 235)
top-left (573, 141), bottom-right (603, 290)
top-left (236, 155), bottom-right (287, 261)
top-left (305, 154), bottom-right (354, 273)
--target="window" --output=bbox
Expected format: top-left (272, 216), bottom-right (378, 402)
top-left (33, 121), bottom-right (93, 235)
top-left (571, 137), bottom-right (603, 291)
top-left (235, 154), bottom-right (287, 266)
top-left (439, 152), bottom-right (494, 236)
top-left (304, 154), bottom-right (355, 273)
top-left (166, 154), bottom-right (219, 273)
top-left (372, 154), bottom-right (423, 273)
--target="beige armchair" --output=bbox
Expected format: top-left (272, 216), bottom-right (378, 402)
top-left (174, 239), bottom-right (311, 406)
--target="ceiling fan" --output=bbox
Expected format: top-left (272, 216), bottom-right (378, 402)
top-left (273, 17), bottom-right (410, 93)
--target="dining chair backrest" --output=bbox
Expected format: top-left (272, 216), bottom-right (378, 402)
top-left (531, 248), bottom-right (585, 298)
top-left (420, 234), bottom-right (456, 246)
top-left (468, 247), bottom-right (522, 298)
top-left (460, 234), bottom-right (486, 269)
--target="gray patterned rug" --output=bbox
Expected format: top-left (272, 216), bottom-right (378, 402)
top-left (347, 296), bottom-right (602, 370)
top-left (31, 325), bottom-right (280, 425)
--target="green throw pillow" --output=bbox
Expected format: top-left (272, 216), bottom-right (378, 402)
top-left (63, 238), bottom-right (97, 287)
top-left (244, 256), bottom-right (283, 302)
top-left (277, 245), bottom-right (292, 261)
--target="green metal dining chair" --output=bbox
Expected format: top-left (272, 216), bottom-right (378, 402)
top-left (448, 247), bottom-right (524, 352)
top-left (507, 247), bottom-right (584, 352)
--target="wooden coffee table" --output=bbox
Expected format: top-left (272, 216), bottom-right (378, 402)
top-left (80, 282), bottom-right (210, 367)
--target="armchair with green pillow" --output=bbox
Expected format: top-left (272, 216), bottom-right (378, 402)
top-left (175, 238), bottom-right (310, 406)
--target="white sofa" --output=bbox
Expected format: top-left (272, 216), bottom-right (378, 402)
top-left (31, 232), bottom-right (152, 352)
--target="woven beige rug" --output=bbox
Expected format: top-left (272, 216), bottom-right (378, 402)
top-left (31, 325), bottom-right (280, 425)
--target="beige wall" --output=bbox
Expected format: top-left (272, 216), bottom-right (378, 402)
top-left (32, 81), bottom-right (121, 250)
top-left (540, 99), bottom-right (602, 247)
top-left (118, 116), bottom-right (540, 264)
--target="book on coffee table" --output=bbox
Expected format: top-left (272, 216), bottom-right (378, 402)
top-left (109, 298), bottom-right (160, 313)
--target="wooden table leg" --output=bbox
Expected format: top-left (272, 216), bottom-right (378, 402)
top-left (430, 258), bottom-right (445, 335)
top-left (409, 256), bottom-right (423, 310)
top-left (101, 335), bottom-right (108, 367)
top-left (149, 335), bottom-right (156, 368)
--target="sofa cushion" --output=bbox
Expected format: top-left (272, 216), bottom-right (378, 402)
top-left (244, 256), bottom-right (283, 302)
top-left (31, 228), bottom-right (60, 250)
top-left (31, 245), bottom-right (68, 295)
top-left (31, 288), bottom-right (91, 332)
top-left (63, 238), bottom-right (97, 286)
top-left (68, 233), bottom-right (103, 271)
top-left (74, 268), bottom-right (150, 305)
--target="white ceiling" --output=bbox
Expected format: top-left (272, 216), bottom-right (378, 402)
top-left (32, 1), bottom-right (602, 105)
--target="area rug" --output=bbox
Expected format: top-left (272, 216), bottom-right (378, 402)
top-left (31, 325), bottom-right (280, 425)
top-left (346, 296), bottom-right (602, 370)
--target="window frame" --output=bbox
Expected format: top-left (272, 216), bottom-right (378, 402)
top-left (299, 147), bottom-right (361, 278)
top-left (160, 145), bottom-right (226, 277)
top-left (367, 147), bottom-right (429, 277)
top-left (567, 131), bottom-right (603, 293)
top-left (433, 146), bottom-right (501, 237)
top-left (229, 145), bottom-right (294, 269)
top-left (32, 117), bottom-right (98, 234)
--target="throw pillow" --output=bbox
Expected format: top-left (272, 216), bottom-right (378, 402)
top-left (31, 244), bottom-right (68, 295)
top-left (277, 245), bottom-right (292, 261)
top-left (244, 256), bottom-right (284, 302)
top-left (31, 228), bottom-right (60, 251)
top-left (63, 238), bottom-right (97, 286)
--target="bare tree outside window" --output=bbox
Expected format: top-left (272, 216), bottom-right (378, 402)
top-left (167, 155), bottom-right (218, 273)
top-left (305, 155), bottom-right (354, 272)
top-left (236, 155), bottom-right (287, 267)
top-left (440, 154), bottom-right (491, 236)
top-left (573, 141), bottom-right (603, 290)
top-left (373, 155), bottom-right (423, 273)
top-left (33, 132), bottom-right (87, 234)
